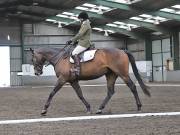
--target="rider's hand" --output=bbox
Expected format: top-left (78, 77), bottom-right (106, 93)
top-left (66, 40), bottom-right (72, 45)
top-left (73, 41), bottom-right (78, 46)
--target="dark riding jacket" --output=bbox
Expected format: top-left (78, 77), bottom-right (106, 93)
top-left (71, 19), bottom-right (92, 48)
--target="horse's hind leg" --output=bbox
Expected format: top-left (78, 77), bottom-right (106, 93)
top-left (70, 81), bottom-right (91, 114)
top-left (123, 76), bottom-right (142, 111)
top-left (96, 72), bottom-right (117, 114)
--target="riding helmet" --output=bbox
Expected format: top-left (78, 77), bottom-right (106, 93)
top-left (78, 11), bottom-right (89, 20)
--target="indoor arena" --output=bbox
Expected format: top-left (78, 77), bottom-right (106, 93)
top-left (0, 0), bottom-right (180, 134)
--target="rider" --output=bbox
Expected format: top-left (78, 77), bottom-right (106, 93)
top-left (66, 11), bottom-right (92, 77)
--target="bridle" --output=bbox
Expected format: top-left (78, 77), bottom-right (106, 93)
top-left (32, 54), bottom-right (44, 74)
top-left (32, 44), bottom-right (74, 70)
top-left (34, 62), bottom-right (43, 71)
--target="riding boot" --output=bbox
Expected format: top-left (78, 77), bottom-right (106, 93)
top-left (72, 54), bottom-right (80, 77)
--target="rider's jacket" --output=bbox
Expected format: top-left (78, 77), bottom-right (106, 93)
top-left (71, 19), bottom-right (92, 48)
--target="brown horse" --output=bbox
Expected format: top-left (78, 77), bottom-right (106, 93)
top-left (30, 47), bottom-right (150, 116)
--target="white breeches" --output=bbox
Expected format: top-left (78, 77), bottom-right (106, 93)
top-left (72, 45), bottom-right (87, 56)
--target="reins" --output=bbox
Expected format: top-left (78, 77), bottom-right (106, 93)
top-left (45, 44), bottom-right (73, 67)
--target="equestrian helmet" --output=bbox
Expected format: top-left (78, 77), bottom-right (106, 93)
top-left (78, 12), bottom-right (89, 20)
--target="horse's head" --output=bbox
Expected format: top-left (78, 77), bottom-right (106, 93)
top-left (30, 48), bottom-right (46, 76)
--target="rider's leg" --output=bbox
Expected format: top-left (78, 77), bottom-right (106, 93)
top-left (72, 54), bottom-right (80, 75)
top-left (71, 45), bottom-right (87, 76)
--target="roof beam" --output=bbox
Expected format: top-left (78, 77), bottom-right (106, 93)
top-left (97, 25), bottom-right (146, 40)
top-left (90, 0), bottom-right (180, 23)
top-left (89, 0), bottom-right (180, 17)
top-left (7, 13), bottom-right (45, 21)
top-left (131, 0), bottom-right (180, 11)
top-left (69, 9), bottom-right (172, 34)
top-left (48, 13), bottom-right (145, 39)
top-left (47, 16), bottom-right (80, 27)
top-left (91, 0), bottom-right (139, 12)
top-left (32, 0), bottom-right (90, 9)
top-left (0, 0), bottom-right (33, 7)
top-left (50, 16), bottom-right (75, 24)
top-left (68, 0), bottom-right (174, 34)
top-left (17, 5), bottom-right (59, 16)
top-left (46, 0), bottom-right (178, 37)
top-left (123, 19), bottom-right (173, 34)
top-left (91, 0), bottom-right (142, 16)
top-left (151, 11), bottom-right (180, 21)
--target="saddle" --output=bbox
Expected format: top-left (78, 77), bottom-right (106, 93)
top-left (58, 43), bottom-right (96, 78)
top-left (70, 49), bottom-right (97, 63)
top-left (68, 43), bottom-right (97, 63)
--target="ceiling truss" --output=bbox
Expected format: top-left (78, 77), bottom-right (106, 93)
top-left (1, 0), bottom-right (180, 39)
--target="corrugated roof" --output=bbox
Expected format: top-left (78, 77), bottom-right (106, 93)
top-left (0, 0), bottom-right (180, 39)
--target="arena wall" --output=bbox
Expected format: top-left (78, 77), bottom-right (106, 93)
top-left (2, 21), bottom-right (180, 86)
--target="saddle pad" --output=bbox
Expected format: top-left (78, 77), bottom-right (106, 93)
top-left (70, 50), bottom-right (97, 63)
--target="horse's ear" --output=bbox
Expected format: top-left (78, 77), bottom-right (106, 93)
top-left (30, 48), bottom-right (34, 54)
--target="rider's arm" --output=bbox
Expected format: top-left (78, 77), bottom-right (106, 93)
top-left (71, 23), bottom-right (89, 42)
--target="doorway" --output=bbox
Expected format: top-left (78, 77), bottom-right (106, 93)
top-left (152, 39), bottom-right (171, 82)
top-left (0, 47), bottom-right (10, 87)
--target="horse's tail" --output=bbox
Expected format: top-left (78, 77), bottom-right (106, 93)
top-left (125, 50), bottom-right (151, 97)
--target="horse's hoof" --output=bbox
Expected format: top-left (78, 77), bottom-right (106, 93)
top-left (41, 109), bottom-right (47, 116)
top-left (86, 107), bottom-right (91, 114)
top-left (86, 111), bottom-right (91, 115)
top-left (96, 109), bottom-right (102, 114)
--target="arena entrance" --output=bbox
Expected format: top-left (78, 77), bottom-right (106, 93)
top-left (0, 46), bottom-right (10, 87)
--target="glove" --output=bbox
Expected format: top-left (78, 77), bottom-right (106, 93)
top-left (73, 41), bottom-right (78, 46)
top-left (66, 40), bottom-right (72, 45)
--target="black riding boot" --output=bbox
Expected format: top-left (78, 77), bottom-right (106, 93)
top-left (72, 54), bottom-right (80, 77)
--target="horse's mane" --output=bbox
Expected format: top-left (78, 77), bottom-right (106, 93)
top-left (35, 47), bottom-right (61, 54)
top-left (34, 46), bottom-right (74, 66)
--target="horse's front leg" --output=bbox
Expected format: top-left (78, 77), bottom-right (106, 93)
top-left (70, 81), bottom-right (91, 114)
top-left (41, 78), bottom-right (66, 116)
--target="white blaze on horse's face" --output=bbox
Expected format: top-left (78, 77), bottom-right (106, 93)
top-left (32, 53), bottom-right (43, 76)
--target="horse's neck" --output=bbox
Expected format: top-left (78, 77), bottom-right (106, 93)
top-left (46, 47), bottom-right (73, 66)
top-left (39, 48), bottom-right (60, 66)
top-left (40, 49), bottom-right (53, 59)
top-left (39, 47), bottom-right (71, 66)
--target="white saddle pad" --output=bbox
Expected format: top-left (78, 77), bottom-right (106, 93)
top-left (70, 50), bottom-right (97, 63)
